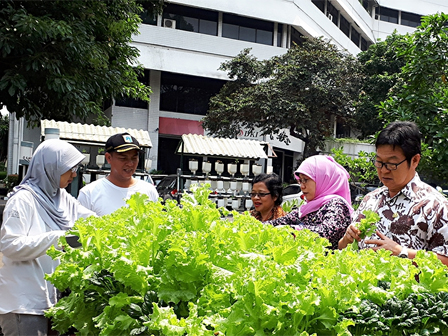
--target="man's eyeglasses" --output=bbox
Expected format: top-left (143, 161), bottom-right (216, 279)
top-left (249, 192), bottom-right (271, 198)
top-left (373, 158), bottom-right (407, 171)
top-left (70, 165), bottom-right (79, 173)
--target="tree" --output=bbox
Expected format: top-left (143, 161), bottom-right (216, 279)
top-left (379, 13), bottom-right (448, 182)
top-left (355, 32), bottom-right (408, 139)
top-left (0, 0), bottom-right (163, 125)
top-left (202, 38), bottom-right (363, 159)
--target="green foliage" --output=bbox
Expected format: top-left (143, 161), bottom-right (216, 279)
top-left (281, 198), bottom-right (304, 213)
top-left (46, 187), bottom-right (448, 335)
top-left (352, 210), bottom-right (380, 251)
top-left (0, 0), bottom-right (163, 125)
top-left (5, 174), bottom-right (19, 191)
top-left (379, 13), bottom-right (448, 182)
top-left (355, 32), bottom-right (409, 139)
top-left (331, 147), bottom-right (378, 185)
top-left (202, 37), bottom-right (363, 159)
top-left (341, 291), bottom-right (448, 335)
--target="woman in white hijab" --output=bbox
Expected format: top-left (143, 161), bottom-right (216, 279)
top-left (0, 139), bottom-right (95, 336)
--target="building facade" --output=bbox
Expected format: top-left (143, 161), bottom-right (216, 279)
top-left (10, 0), bottom-right (448, 181)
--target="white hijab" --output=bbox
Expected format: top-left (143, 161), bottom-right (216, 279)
top-left (9, 139), bottom-right (85, 230)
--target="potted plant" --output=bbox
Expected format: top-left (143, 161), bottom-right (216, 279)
top-left (228, 162), bottom-right (237, 177)
top-left (215, 160), bottom-right (224, 176)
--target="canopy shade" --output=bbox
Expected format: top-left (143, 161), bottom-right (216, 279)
top-left (41, 120), bottom-right (152, 148)
top-left (176, 134), bottom-right (270, 159)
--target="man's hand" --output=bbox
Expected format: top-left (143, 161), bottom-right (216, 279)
top-left (338, 224), bottom-right (362, 249)
top-left (364, 230), bottom-right (401, 256)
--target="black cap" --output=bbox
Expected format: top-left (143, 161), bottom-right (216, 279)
top-left (105, 133), bottom-right (141, 153)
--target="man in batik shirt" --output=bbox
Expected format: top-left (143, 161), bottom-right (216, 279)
top-left (339, 121), bottom-right (448, 266)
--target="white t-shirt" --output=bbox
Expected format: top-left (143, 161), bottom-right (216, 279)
top-left (77, 177), bottom-right (159, 216)
top-left (0, 189), bottom-right (94, 315)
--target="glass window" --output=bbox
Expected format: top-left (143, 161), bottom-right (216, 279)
top-left (401, 11), bottom-right (421, 28)
top-left (312, 0), bottom-right (325, 13)
top-left (162, 4), bottom-right (218, 36)
top-left (160, 72), bottom-right (226, 115)
top-left (378, 7), bottom-right (398, 24)
top-left (140, 10), bottom-right (157, 25)
top-left (327, 2), bottom-right (339, 25)
top-left (179, 16), bottom-right (199, 32)
top-left (240, 26), bottom-right (256, 43)
top-left (277, 24), bottom-right (283, 47)
top-left (199, 19), bottom-right (218, 35)
top-left (291, 27), bottom-right (305, 47)
top-left (351, 26), bottom-right (360, 46)
top-left (340, 15), bottom-right (350, 37)
top-left (222, 23), bottom-right (239, 39)
top-left (361, 37), bottom-right (368, 51)
top-left (222, 13), bottom-right (274, 46)
top-left (257, 29), bottom-right (273, 45)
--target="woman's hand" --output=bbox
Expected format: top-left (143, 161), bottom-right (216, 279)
top-left (338, 224), bottom-right (361, 249)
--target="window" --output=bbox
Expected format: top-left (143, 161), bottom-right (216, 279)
top-left (401, 11), bottom-right (421, 28)
top-left (160, 72), bottom-right (225, 115)
top-left (312, 0), bottom-right (325, 13)
top-left (326, 1), bottom-right (339, 25)
top-left (291, 27), bottom-right (305, 47)
top-left (377, 7), bottom-right (398, 24)
top-left (115, 70), bottom-right (150, 109)
top-left (162, 4), bottom-right (218, 36)
top-left (277, 24), bottom-right (283, 47)
top-left (340, 15), bottom-right (350, 37)
top-left (222, 13), bottom-right (274, 45)
top-left (361, 37), bottom-right (368, 51)
top-left (351, 26), bottom-right (360, 47)
top-left (140, 10), bottom-right (157, 25)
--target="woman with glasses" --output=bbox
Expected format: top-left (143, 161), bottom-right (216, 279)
top-left (0, 139), bottom-right (95, 336)
top-left (266, 155), bottom-right (353, 249)
top-left (250, 173), bottom-right (286, 222)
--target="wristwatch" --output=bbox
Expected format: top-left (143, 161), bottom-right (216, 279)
top-left (398, 246), bottom-right (409, 258)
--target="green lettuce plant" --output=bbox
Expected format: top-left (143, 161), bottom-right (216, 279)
top-left (46, 187), bottom-right (448, 336)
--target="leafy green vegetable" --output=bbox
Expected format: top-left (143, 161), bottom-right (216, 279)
top-left (352, 209), bottom-right (381, 250)
top-left (282, 198), bottom-right (304, 213)
top-left (45, 187), bottom-right (448, 335)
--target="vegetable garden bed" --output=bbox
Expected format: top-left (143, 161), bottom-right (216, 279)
top-left (46, 187), bottom-right (448, 335)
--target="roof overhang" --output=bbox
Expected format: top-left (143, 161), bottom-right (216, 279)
top-left (41, 120), bottom-right (152, 148)
top-left (176, 134), bottom-right (272, 159)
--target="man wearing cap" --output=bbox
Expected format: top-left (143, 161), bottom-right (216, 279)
top-left (78, 133), bottom-right (159, 216)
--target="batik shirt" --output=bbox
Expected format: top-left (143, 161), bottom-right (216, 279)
top-left (356, 173), bottom-right (448, 256)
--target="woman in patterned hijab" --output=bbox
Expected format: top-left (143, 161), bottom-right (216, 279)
top-left (266, 155), bottom-right (353, 249)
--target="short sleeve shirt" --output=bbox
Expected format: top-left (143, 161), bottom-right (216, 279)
top-left (355, 173), bottom-right (448, 256)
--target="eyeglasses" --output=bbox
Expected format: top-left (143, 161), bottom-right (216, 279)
top-left (249, 192), bottom-right (271, 198)
top-left (373, 158), bottom-right (407, 171)
top-left (70, 165), bottom-right (79, 173)
top-left (296, 177), bottom-right (310, 185)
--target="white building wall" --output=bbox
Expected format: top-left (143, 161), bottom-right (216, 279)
top-left (9, 0), bottom-right (448, 176)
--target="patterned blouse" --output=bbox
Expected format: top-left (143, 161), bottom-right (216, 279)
top-left (356, 173), bottom-right (448, 256)
top-left (266, 197), bottom-right (352, 249)
top-left (251, 205), bottom-right (286, 222)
